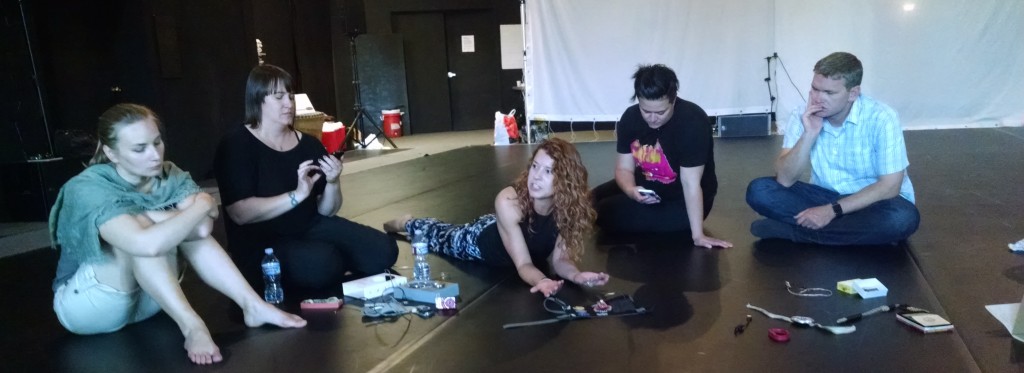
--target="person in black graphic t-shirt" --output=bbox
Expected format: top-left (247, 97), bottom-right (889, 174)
top-left (592, 64), bottom-right (732, 248)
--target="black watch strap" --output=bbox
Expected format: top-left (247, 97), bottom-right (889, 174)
top-left (831, 201), bottom-right (844, 217)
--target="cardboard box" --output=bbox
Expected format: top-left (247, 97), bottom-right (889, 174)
top-left (294, 112), bottom-right (327, 140)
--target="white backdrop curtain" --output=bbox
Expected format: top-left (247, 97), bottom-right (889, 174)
top-left (524, 0), bottom-right (1024, 129)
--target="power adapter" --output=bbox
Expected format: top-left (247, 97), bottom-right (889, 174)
top-left (394, 281), bottom-right (459, 304)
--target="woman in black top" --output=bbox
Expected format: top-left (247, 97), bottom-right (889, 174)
top-left (384, 138), bottom-right (608, 297)
top-left (214, 65), bottom-right (398, 293)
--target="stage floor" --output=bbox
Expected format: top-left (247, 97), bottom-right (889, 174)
top-left (2, 127), bottom-right (1023, 372)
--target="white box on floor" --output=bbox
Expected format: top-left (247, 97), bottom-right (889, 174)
top-left (342, 274), bottom-right (408, 299)
top-left (853, 278), bottom-right (888, 299)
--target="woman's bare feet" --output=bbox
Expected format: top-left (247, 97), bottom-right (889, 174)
top-left (243, 300), bottom-right (307, 329)
top-left (184, 327), bottom-right (222, 365)
top-left (383, 214), bottom-right (413, 233)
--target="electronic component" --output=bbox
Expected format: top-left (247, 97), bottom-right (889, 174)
top-left (300, 297), bottom-right (342, 310)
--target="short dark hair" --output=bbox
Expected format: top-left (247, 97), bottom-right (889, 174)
top-left (631, 64), bottom-right (679, 102)
top-left (814, 52), bottom-right (862, 89)
top-left (244, 64), bottom-right (294, 128)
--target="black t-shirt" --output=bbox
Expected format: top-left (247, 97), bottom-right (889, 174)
top-left (214, 126), bottom-right (327, 243)
top-left (615, 99), bottom-right (717, 201)
top-left (476, 212), bottom-right (559, 267)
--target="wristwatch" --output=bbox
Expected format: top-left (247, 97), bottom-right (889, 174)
top-left (831, 201), bottom-right (844, 217)
top-left (746, 304), bottom-right (856, 335)
top-left (790, 315), bottom-right (816, 327)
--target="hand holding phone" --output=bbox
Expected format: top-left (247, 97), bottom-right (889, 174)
top-left (636, 187), bottom-right (661, 202)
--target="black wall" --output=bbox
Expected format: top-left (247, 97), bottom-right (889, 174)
top-left (2, 0), bottom-right (518, 221)
top-left (362, 0), bottom-right (523, 125)
top-left (3, 0), bottom-right (342, 178)
top-left (0, 0), bottom-right (52, 163)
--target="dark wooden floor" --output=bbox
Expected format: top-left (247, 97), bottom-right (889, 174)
top-left (2, 127), bottom-right (1023, 372)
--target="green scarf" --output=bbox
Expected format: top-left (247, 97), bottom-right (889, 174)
top-left (49, 162), bottom-right (201, 263)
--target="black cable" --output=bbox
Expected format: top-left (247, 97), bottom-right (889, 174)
top-left (764, 55), bottom-right (775, 111)
top-left (543, 297), bottom-right (571, 315)
top-left (772, 57), bottom-right (780, 114)
top-left (777, 55), bottom-right (806, 103)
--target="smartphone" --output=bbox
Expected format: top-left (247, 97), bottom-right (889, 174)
top-left (637, 187), bottom-right (660, 200)
top-left (896, 311), bottom-right (953, 333)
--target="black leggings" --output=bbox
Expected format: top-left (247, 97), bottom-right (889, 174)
top-left (592, 180), bottom-right (715, 233)
top-left (231, 215), bottom-right (398, 291)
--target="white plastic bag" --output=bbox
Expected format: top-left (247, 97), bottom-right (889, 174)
top-left (494, 111), bottom-right (511, 145)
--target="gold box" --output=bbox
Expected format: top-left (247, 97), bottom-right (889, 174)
top-left (294, 112), bottom-right (327, 140)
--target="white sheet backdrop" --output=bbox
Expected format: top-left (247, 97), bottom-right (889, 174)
top-left (524, 0), bottom-right (1024, 129)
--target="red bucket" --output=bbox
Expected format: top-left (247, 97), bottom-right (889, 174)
top-left (381, 109), bottom-right (403, 138)
top-left (321, 122), bottom-right (346, 155)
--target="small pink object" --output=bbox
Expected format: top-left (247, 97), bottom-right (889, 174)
top-left (592, 299), bottom-right (612, 313)
top-left (768, 328), bottom-right (790, 343)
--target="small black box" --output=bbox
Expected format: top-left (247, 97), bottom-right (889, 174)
top-left (716, 113), bottom-right (771, 138)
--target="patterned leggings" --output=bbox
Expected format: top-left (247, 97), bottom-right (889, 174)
top-left (405, 214), bottom-right (497, 261)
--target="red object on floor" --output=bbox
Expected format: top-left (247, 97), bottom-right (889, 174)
top-left (382, 109), bottom-right (403, 138)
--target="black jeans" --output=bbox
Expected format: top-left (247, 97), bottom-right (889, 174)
top-left (231, 215), bottom-right (399, 292)
top-left (592, 180), bottom-right (714, 233)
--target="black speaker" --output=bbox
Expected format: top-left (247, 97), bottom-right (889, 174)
top-left (716, 113), bottom-right (771, 138)
top-left (336, 0), bottom-right (366, 35)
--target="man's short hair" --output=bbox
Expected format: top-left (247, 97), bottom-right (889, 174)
top-left (814, 52), bottom-right (862, 89)
top-left (632, 64), bottom-right (678, 102)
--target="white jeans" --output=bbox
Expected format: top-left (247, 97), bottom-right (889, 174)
top-left (53, 263), bottom-right (162, 335)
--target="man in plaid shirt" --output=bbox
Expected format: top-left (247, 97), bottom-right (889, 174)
top-left (745, 52), bottom-right (919, 246)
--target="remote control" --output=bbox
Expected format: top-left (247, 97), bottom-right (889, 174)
top-left (300, 296), bottom-right (343, 310)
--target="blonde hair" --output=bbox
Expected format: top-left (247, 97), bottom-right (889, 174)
top-left (89, 103), bottom-right (161, 165)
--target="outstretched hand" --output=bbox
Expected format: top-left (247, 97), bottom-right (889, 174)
top-left (530, 278), bottom-right (563, 297)
top-left (693, 235), bottom-right (733, 249)
top-left (573, 272), bottom-right (610, 287)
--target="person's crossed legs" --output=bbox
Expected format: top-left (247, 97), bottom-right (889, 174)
top-left (745, 176), bottom-right (919, 245)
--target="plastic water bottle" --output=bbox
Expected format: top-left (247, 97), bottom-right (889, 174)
top-left (411, 230), bottom-right (431, 286)
top-left (261, 248), bottom-right (284, 304)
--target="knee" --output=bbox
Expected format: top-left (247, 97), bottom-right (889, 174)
top-left (369, 236), bottom-right (399, 271)
top-left (882, 201), bottom-right (920, 238)
top-left (190, 218), bottom-right (214, 239)
top-left (745, 177), bottom-right (781, 207)
top-left (281, 244), bottom-right (343, 289)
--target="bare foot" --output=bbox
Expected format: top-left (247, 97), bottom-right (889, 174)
top-left (184, 327), bottom-right (223, 365)
top-left (383, 214), bottom-right (413, 233)
top-left (243, 300), bottom-right (307, 328)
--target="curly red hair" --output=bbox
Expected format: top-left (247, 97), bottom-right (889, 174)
top-left (512, 138), bottom-right (595, 262)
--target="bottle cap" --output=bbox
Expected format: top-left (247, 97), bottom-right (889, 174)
top-left (265, 248), bottom-right (274, 254)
